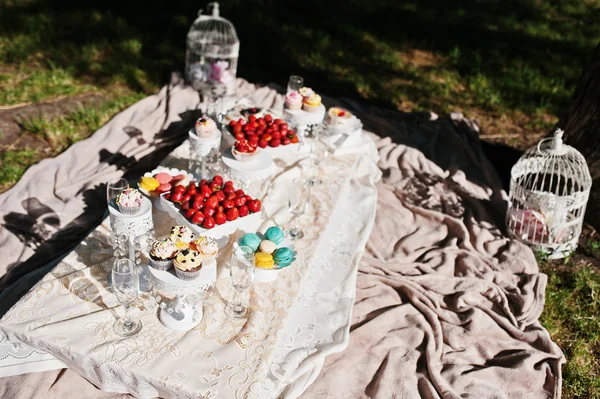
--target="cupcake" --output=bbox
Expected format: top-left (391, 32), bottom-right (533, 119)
top-left (265, 226), bottom-right (284, 245)
top-left (190, 236), bottom-right (219, 259)
top-left (173, 248), bottom-right (203, 280)
top-left (116, 188), bottom-right (144, 215)
top-left (149, 239), bottom-right (177, 271)
top-left (298, 87), bottom-right (314, 98)
top-left (169, 225), bottom-right (195, 249)
top-left (285, 91), bottom-right (302, 111)
top-left (327, 107), bottom-right (352, 125)
top-left (302, 93), bottom-right (322, 113)
top-left (195, 116), bottom-right (218, 139)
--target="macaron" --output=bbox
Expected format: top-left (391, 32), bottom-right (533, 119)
top-left (259, 240), bottom-right (277, 254)
top-left (155, 172), bottom-right (172, 184)
top-left (156, 182), bottom-right (172, 193)
top-left (240, 233), bottom-right (261, 252)
top-left (265, 226), bottom-right (284, 245)
top-left (255, 252), bottom-right (275, 269)
top-left (140, 176), bottom-right (160, 192)
top-left (273, 247), bottom-right (295, 267)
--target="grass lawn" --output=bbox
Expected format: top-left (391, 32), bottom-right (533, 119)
top-left (1, 0), bottom-right (600, 396)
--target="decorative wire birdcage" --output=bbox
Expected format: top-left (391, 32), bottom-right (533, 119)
top-left (185, 2), bottom-right (239, 97)
top-left (506, 128), bottom-right (592, 259)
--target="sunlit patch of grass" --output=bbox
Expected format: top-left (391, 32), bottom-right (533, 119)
top-left (0, 148), bottom-right (40, 189)
top-left (540, 262), bottom-right (600, 399)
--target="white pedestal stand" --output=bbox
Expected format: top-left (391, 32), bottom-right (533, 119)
top-left (221, 147), bottom-right (275, 194)
top-left (148, 258), bottom-right (217, 331)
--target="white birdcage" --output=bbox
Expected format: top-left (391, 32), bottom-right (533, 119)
top-left (506, 128), bottom-right (592, 259)
top-left (185, 2), bottom-right (239, 96)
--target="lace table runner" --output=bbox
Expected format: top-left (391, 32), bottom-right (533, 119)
top-left (0, 134), bottom-right (380, 398)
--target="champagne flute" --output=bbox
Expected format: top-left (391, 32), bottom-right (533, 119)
top-left (288, 177), bottom-right (311, 239)
top-left (106, 178), bottom-right (129, 208)
top-left (287, 75), bottom-right (304, 94)
top-left (111, 258), bottom-right (142, 336)
top-left (225, 246), bottom-right (255, 319)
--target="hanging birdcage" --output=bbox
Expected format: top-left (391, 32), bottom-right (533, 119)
top-left (506, 128), bottom-right (592, 259)
top-left (185, 2), bottom-right (239, 96)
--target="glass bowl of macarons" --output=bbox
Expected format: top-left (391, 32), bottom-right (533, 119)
top-left (238, 226), bottom-right (296, 283)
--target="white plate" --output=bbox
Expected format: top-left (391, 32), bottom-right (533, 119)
top-left (222, 147), bottom-right (275, 181)
top-left (139, 167), bottom-right (194, 197)
top-left (283, 104), bottom-right (326, 127)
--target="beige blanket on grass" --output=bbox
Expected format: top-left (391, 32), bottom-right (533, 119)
top-left (0, 77), bottom-right (564, 398)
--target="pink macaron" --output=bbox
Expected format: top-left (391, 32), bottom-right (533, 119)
top-left (155, 172), bottom-right (172, 184)
top-left (156, 183), bottom-right (172, 193)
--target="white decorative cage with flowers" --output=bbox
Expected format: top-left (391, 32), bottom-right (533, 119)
top-left (185, 2), bottom-right (239, 96)
top-left (507, 129), bottom-right (592, 259)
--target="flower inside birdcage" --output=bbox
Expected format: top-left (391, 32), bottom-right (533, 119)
top-left (185, 2), bottom-right (239, 95)
top-left (506, 128), bottom-right (592, 259)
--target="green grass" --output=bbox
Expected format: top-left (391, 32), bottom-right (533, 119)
top-left (540, 259), bottom-right (600, 398)
top-left (0, 148), bottom-right (40, 190)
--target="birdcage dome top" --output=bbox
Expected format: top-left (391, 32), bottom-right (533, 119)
top-left (187, 2), bottom-right (239, 58)
top-left (511, 129), bottom-right (592, 196)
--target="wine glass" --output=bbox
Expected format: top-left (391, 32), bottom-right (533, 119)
top-left (225, 245), bottom-right (255, 319)
top-left (288, 178), bottom-right (311, 240)
top-left (106, 178), bottom-right (129, 208)
top-left (287, 75), bottom-right (304, 94)
top-left (111, 258), bottom-right (142, 336)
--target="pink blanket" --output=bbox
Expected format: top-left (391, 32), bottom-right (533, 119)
top-left (0, 78), bottom-right (564, 398)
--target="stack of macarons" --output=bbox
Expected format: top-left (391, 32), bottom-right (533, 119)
top-left (240, 226), bottom-right (296, 270)
top-left (139, 171), bottom-right (191, 196)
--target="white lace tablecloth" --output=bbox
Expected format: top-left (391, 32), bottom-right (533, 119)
top-left (0, 133), bottom-right (380, 398)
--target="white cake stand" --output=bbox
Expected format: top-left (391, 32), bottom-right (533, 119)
top-left (221, 147), bottom-right (275, 188)
top-left (147, 258), bottom-right (216, 331)
top-left (283, 104), bottom-right (326, 128)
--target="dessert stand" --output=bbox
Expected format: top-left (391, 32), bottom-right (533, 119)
top-left (109, 197), bottom-right (155, 291)
top-left (222, 147), bottom-right (275, 195)
top-left (147, 256), bottom-right (217, 331)
top-left (283, 104), bottom-right (326, 140)
top-left (189, 129), bottom-right (222, 180)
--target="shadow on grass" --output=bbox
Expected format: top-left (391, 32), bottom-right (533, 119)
top-left (1, 0), bottom-right (597, 114)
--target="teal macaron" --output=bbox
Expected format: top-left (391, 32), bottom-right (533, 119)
top-left (240, 233), bottom-right (261, 252)
top-left (273, 247), bottom-right (295, 267)
top-left (265, 226), bottom-right (284, 245)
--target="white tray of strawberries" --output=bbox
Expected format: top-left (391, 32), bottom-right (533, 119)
top-left (159, 175), bottom-right (263, 239)
top-left (226, 114), bottom-right (307, 158)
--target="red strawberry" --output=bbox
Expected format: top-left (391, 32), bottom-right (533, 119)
top-left (186, 183), bottom-right (197, 195)
top-left (185, 209), bottom-right (197, 219)
top-left (225, 180), bottom-right (234, 187)
top-left (174, 185), bottom-right (186, 193)
top-left (226, 192), bottom-right (236, 200)
top-left (265, 114), bottom-right (273, 123)
top-left (163, 193), bottom-right (171, 201)
top-left (223, 185), bottom-right (235, 194)
top-left (171, 192), bottom-right (183, 203)
top-left (248, 199), bottom-right (261, 213)
top-left (233, 196), bottom-right (246, 207)
top-left (244, 195), bottom-right (253, 202)
top-left (205, 195), bottom-right (219, 209)
top-left (217, 205), bottom-right (224, 213)
top-left (282, 137), bottom-right (291, 145)
top-left (192, 201), bottom-right (203, 211)
top-left (200, 185), bottom-right (212, 198)
top-left (222, 199), bottom-right (234, 209)
top-left (233, 124), bottom-right (242, 134)
top-left (226, 207), bottom-right (239, 221)
top-left (181, 193), bottom-right (192, 203)
top-left (271, 131), bottom-right (281, 140)
top-left (235, 189), bottom-right (245, 198)
top-left (213, 175), bottom-right (224, 186)
top-left (269, 139), bottom-right (281, 148)
top-left (191, 212), bottom-right (205, 225)
top-left (279, 122), bottom-right (288, 131)
top-left (181, 201), bottom-right (191, 211)
top-left (238, 205), bottom-right (249, 217)
top-left (203, 206), bottom-right (215, 218)
top-left (248, 115), bottom-right (257, 123)
top-left (215, 191), bottom-right (226, 202)
top-left (274, 119), bottom-right (283, 125)
top-left (258, 139), bottom-right (268, 148)
top-left (202, 216), bottom-right (215, 229)
top-left (290, 135), bottom-right (299, 144)
top-left (214, 212), bottom-right (227, 225)
top-left (209, 181), bottom-right (220, 191)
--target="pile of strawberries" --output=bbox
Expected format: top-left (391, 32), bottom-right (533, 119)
top-left (163, 175), bottom-right (261, 229)
top-left (228, 114), bottom-right (299, 149)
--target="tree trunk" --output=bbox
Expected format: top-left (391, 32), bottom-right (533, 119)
top-left (559, 41), bottom-right (600, 231)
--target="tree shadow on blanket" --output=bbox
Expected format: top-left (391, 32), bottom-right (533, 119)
top-left (0, 108), bottom-right (204, 317)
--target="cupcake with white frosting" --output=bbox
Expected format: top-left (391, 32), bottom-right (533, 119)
top-left (116, 188), bottom-right (143, 215)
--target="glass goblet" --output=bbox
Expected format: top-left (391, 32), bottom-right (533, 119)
top-left (111, 258), bottom-right (142, 336)
top-left (106, 178), bottom-right (129, 208)
top-left (287, 75), bottom-right (304, 94)
top-left (225, 245), bottom-right (255, 319)
top-left (288, 177), bottom-right (311, 240)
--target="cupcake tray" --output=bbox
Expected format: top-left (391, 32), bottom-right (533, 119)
top-left (158, 193), bottom-right (263, 239)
